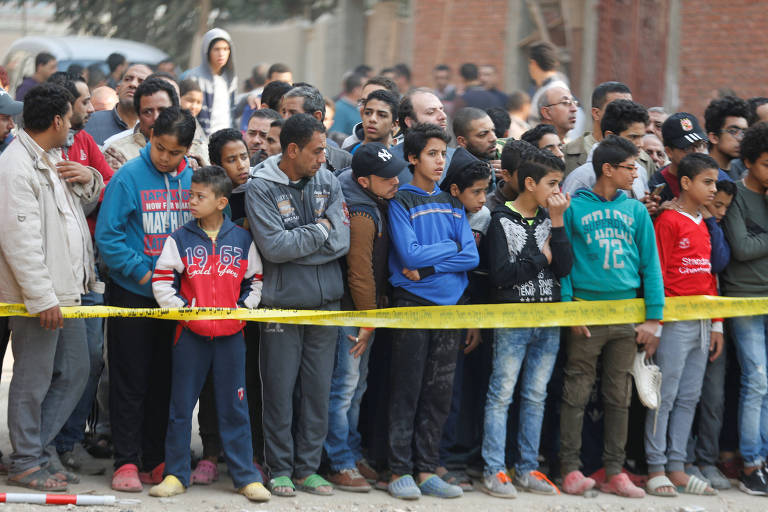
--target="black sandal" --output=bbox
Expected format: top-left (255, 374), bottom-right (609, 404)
top-left (8, 465), bottom-right (68, 491)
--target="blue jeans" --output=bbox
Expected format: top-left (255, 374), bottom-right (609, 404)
top-left (324, 326), bottom-right (374, 471)
top-left (644, 320), bottom-right (708, 473)
top-left (730, 314), bottom-right (768, 468)
top-left (165, 329), bottom-right (259, 488)
top-left (483, 327), bottom-right (559, 474)
top-left (55, 290), bottom-right (105, 453)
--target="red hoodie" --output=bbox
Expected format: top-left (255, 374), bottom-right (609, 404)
top-left (62, 130), bottom-right (114, 236)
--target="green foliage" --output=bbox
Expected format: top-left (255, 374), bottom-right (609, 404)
top-left (44, 0), bottom-right (329, 67)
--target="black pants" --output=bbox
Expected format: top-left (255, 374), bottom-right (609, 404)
top-left (107, 283), bottom-right (173, 470)
top-left (388, 298), bottom-right (462, 475)
top-left (198, 322), bottom-right (264, 461)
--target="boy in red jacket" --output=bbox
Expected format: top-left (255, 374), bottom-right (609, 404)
top-left (150, 166), bottom-right (269, 502)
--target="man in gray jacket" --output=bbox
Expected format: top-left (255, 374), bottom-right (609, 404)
top-left (281, 84), bottom-right (352, 173)
top-left (245, 113), bottom-right (349, 497)
top-left (0, 83), bottom-right (104, 491)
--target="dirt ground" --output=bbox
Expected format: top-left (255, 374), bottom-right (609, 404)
top-left (0, 354), bottom-right (766, 511)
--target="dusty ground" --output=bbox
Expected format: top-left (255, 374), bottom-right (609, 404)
top-left (0, 355), bottom-right (767, 511)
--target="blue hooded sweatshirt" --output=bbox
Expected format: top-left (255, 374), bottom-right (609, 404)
top-left (95, 144), bottom-right (192, 298)
top-left (561, 189), bottom-right (664, 320)
top-left (387, 183), bottom-right (479, 305)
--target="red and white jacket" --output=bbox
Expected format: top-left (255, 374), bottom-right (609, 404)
top-left (152, 217), bottom-right (263, 339)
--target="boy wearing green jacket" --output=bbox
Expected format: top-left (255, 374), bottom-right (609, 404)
top-left (558, 135), bottom-right (664, 499)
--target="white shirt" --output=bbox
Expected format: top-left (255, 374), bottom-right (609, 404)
top-left (209, 74), bottom-right (232, 133)
top-left (562, 142), bottom-right (648, 200)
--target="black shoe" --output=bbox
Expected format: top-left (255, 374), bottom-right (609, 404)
top-left (739, 467), bottom-right (768, 496)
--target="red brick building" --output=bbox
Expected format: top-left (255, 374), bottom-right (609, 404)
top-left (409, 0), bottom-right (767, 120)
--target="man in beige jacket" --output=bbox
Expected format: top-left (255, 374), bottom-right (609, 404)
top-left (0, 83), bottom-right (104, 491)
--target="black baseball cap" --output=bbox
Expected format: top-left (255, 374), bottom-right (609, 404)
top-left (351, 142), bottom-right (405, 179)
top-left (0, 89), bottom-right (22, 116)
top-left (661, 112), bottom-right (708, 149)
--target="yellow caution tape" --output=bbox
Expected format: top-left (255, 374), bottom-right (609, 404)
top-left (1, 296), bottom-right (767, 329)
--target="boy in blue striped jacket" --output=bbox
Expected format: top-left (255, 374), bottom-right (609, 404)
top-left (385, 123), bottom-right (479, 500)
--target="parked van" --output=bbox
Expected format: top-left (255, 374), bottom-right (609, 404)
top-left (2, 35), bottom-right (169, 95)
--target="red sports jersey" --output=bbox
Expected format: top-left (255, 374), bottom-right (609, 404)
top-left (654, 209), bottom-right (717, 298)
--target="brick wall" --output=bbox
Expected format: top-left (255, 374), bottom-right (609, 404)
top-left (595, 0), bottom-right (668, 109)
top-left (678, 0), bottom-right (768, 120)
top-left (410, 0), bottom-right (509, 88)
top-left (409, 0), bottom-right (766, 120)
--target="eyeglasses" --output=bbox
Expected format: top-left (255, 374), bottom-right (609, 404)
top-left (545, 97), bottom-right (579, 108)
top-left (721, 127), bottom-right (746, 140)
top-left (612, 164), bottom-right (636, 172)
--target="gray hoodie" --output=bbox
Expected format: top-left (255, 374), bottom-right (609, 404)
top-left (181, 28), bottom-right (237, 136)
top-left (245, 155), bottom-right (350, 308)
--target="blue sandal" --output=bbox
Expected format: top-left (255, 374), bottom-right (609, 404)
top-left (419, 474), bottom-right (463, 498)
top-left (388, 474), bottom-right (421, 500)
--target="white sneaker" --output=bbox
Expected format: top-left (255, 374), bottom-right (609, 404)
top-left (631, 351), bottom-right (662, 409)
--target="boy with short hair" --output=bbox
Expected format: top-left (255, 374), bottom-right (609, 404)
top-left (386, 123), bottom-right (479, 500)
top-left (179, 79), bottom-right (204, 118)
top-left (685, 178), bottom-right (735, 490)
top-left (644, 153), bottom-right (722, 497)
top-left (482, 150), bottom-right (572, 498)
top-left (189, 128), bottom-right (260, 486)
top-left (149, 166), bottom-right (269, 502)
top-left (559, 135), bottom-right (664, 498)
top-left (720, 121), bottom-right (768, 495)
top-left (486, 139), bottom-right (537, 211)
top-left (433, 148), bottom-right (491, 488)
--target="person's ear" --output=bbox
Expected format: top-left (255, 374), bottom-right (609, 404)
top-left (285, 142), bottom-right (299, 159)
top-left (604, 130), bottom-right (615, 137)
top-left (602, 162), bottom-right (613, 177)
top-left (680, 175), bottom-right (691, 191)
top-left (708, 131), bottom-right (720, 145)
top-left (525, 175), bottom-right (536, 192)
top-left (356, 176), bottom-right (370, 189)
top-left (591, 107), bottom-right (601, 123)
top-left (217, 196), bottom-right (229, 211)
top-left (456, 135), bottom-right (467, 148)
top-left (312, 111), bottom-right (323, 122)
top-left (407, 153), bottom-right (419, 167)
top-left (449, 182), bottom-right (460, 197)
top-left (404, 116), bottom-right (414, 129)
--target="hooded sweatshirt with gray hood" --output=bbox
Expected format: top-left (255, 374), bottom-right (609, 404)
top-left (182, 28), bottom-right (237, 136)
top-left (245, 155), bottom-right (350, 308)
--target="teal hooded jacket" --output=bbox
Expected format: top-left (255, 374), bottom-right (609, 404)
top-left (560, 189), bottom-right (664, 320)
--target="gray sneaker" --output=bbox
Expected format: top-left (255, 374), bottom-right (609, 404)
top-left (701, 464), bottom-right (732, 490)
top-left (59, 443), bottom-right (106, 475)
top-left (513, 470), bottom-right (558, 495)
top-left (483, 470), bottom-right (517, 498)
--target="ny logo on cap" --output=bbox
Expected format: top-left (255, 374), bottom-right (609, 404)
top-left (680, 118), bottom-right (693, 131)
top-left (378, 148), bottom-right (392, 162)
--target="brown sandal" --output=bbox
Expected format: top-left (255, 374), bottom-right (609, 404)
top-left (8, 465), bottom-right (68, 491)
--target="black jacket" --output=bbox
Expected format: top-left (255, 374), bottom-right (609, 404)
top-left (487, 203), bottom-right (572, 303)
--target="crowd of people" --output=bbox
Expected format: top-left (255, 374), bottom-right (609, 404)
top-left (0, 30), bottom-right (767, 505)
